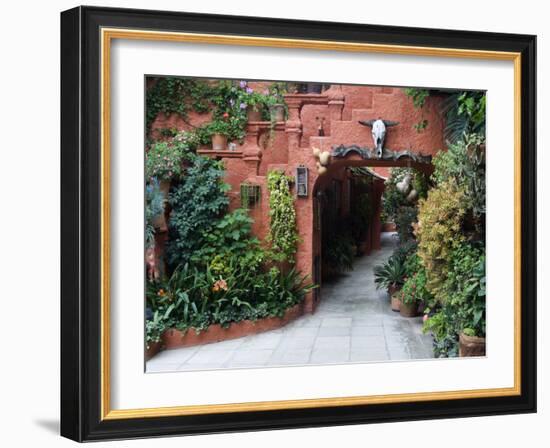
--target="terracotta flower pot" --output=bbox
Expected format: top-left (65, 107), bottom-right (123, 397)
top-left (459, 333), bottom-right (486, 357)
top-left (270, 104), bottom-right (285, 122)
top-left (247, 106), bottom-right (262, 122)
top-left (391, 292), bottom-right (401, 312)
top-left (399, 301), bottom-right (418, 318)
top-left (145, 341), bottom-right (161, 361)
top-left (211, 133), bottom-right (228, 150)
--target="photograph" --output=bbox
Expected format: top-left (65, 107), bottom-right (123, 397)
top-left (143, 77), bottom-right (487, 372)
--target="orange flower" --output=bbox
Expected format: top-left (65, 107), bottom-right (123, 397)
top-left (157, 289), bottom-right (165, 297)
top-left (212, 278), bottom-right (228, 292)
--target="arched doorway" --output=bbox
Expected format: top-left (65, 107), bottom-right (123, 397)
top-left (310, 154), bottom-right (432, 308)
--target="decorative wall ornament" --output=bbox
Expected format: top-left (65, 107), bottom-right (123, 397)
top-left (312, 146), bottom-right (332, 175)
top-left (358, 118), bottom-right (399, 158)
top-left (331, 144), bottom-right (432, 164)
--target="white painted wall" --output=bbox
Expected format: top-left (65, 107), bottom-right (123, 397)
top-left (0, 1), bottom-right (546, 446)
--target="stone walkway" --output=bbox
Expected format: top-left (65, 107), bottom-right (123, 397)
top-left (146, 232), bottom-right (434, 373)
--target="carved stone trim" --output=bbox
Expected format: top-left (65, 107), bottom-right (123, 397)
top-left (331, 144), bottom-right (432, 164)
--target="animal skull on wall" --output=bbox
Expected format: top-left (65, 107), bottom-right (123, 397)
top-left (359, 118), bottom-right (399, 158)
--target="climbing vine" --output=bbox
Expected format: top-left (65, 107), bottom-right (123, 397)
top-left (266, 170), bottom-right (300, 263)
top-left (146, 77), bottom-right (213, 133)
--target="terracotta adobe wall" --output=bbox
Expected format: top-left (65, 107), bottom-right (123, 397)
top-left (150, 83), bottom-right (447, 313)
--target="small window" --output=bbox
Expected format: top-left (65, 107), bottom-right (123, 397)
top-left (296, 165), bottom-right (308, 197)
top-left (240, 184), bottom-right (261, 208)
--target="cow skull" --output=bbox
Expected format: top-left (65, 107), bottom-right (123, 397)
top-left (359, 118), bottom-right (399, 158)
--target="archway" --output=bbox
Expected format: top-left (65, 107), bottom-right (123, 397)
top-left (310, 153), bottom-right (433, 308)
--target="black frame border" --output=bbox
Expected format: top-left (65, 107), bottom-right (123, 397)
top-left (60, 6), bottom-right (536, 442)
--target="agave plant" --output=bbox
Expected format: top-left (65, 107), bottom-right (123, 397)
top-left (374, 255), bottom-right (407, 291)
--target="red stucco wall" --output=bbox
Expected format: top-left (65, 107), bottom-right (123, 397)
top-left (151, 84), bottom-right (447, 313)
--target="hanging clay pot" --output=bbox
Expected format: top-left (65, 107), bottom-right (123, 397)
top-left (396, 173), bottom-right (412, 193)
top-left (406, 189), bottom-right (418, 202)
top-left (319, 151), bottom-right (331, 166)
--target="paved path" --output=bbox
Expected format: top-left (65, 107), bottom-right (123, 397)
top-left (146, 233), bottom-right (434, 373)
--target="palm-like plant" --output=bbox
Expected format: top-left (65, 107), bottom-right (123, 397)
top-left (374, 256), bottom-right (407, 291)
top-left (442, 91), bottom-right (486, 144)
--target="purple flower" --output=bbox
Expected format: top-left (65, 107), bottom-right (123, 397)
top-left (239, 102), bottom-right (247, 109)
top-left (246, 87), bottom-right (253, 94)
top-left (239, 80), bottom-right (247, 88)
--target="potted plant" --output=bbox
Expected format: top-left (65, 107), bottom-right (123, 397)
top-left (398, 256), bottom-right (431, 317)
top-left (145, 140), bottom-right (186, 230)
top-left (374, 255), bottom-right (406, 311)
top-left (238, 82), bottom-right (267, 122)
top-left (459, 328), bottom-right (486, 357)
top-left (398, 288), bottom-right (418, 318)
top-left (266, 82), bottom-right (289, 123)
top-left (206, 119), bottom-right (231, 150)
top-left (456, 246), bottom-right (486, 357)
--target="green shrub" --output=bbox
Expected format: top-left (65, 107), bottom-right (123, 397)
top-left (191, 208), bottom-right (266, 273)
top-left (145, 140), bottom-right (186, 181)
top-left (444, 243), bottom-right (486, 336)
top-left (415, 180), bottom-right (467, 300)
top-left (323, 233), bottom-right (355, 275)
top-left (400, 253), bottom-right (433, 306)
top-left (374, 254), bottom-right (407, 291)
top-left (395, 205), bottom-right (418, 242)
top-left (167, 154), bottom-right (230, 267)
top-left (349, 192), bottom-right (371, 244)
top-left (266, 170), bottom-right (300, 263)
top-left (422, 242), bottom-right (486, 356)
top-left (432, 134), bottom-right (486, 219)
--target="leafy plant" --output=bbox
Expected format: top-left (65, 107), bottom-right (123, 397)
top-left (266, 170), bottom-right (300, 263)
top-left (400, 253), bottom-right (433, 306)
top-left (374, 254), bottom-right (407, 291)
top-left (394, 205), bottom-right (417, 242)
top-left (145, 140), bottom-right (186, 181)
top-left (404, 88), bottom-right (430, 132)
top-left (415, 180), bottom-right (467, 299)
top-left (432, 133), bottom-right (486, 220)
top-left (146, 310), bottom-right (166, 349)
top-left (238, 82), bottom-right (269, 112)
top-left (145, 77), bottom-right (213, 133)
top-left (421, 243), bottom-right (485, 356)
top-left (442, 91), bottom-right (486, 143)
top-left (443, 243), bottom-right (486, 336)
top-left (205, 116), bottom-right (245, 142)
top-left (404, 88), bottom-right (430, 108)
top-left (191, 208), bottom-right (266, 272)
top-left (349, 192), bottom-right (371, 244)
top-left (323, 232), bottom-right (355, 275)
top-left (167, 154), bottom-right (230, 267)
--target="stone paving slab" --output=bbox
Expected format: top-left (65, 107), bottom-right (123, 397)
top-left (146, 232), bottom-right (435, 373)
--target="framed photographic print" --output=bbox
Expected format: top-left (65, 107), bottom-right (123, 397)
top-left (60, 6), bottom-right (537, 442)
